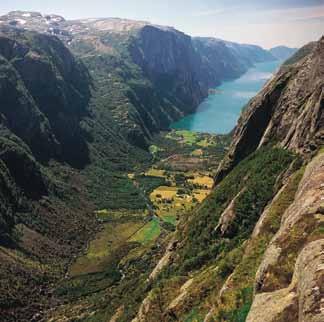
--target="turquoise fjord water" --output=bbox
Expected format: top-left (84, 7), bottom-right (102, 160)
top-left (171, 60), bottom-right (281, 134)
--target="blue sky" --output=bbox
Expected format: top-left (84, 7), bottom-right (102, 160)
top-left (1, 0), bottom-right (324, 48)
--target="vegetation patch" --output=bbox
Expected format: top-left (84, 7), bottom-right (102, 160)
top-left (191, 149), bottom-right (204, 156)
top-left (150, 175), bottom-right (213, 225)
top-left (130, 218), bottom-right (161, 245)
top-left (69, 220), bottom-right (144, 276)
top-left (152, 130), bottom-right (231, 173)
top-left (188, 174), bottom-right (214, 189)
top-left (149, 145), bottom-right (164, 157)
top-left (151, 186), bottom-right (179, 200)
top-left (145, 168), bottom-right (167, 178)
top-left (184, 308), bottom-right (205, 322)
top-left (95, 209), bottom-right (146, 222)
top-left (166, 130), bottom-right (200, 145)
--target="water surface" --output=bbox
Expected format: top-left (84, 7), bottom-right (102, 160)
top-left (171, 61), bottom-right (281, 134)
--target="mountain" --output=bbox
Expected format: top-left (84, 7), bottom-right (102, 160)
top-left (0, 26), bottom-right (92, 166)
top-left (125, 37), bottom-right (324, 322)
top-left (269, 45), bottom-right (298, 61)
top-left (0, 26), bottom-right (92, 240)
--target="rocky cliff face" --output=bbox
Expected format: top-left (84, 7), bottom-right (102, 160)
top-left (247, 151), bottom-right (324, 322)
top-left (129, 26), bottom-right (205, 115)
top-left (206, 38), bottom-right (324, 322)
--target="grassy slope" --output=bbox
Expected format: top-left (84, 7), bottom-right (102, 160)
top-left (176, 147), bottom-right (296, 273)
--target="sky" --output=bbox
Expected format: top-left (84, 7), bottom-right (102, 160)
top-left (1, 0), bottom-right (324, 48)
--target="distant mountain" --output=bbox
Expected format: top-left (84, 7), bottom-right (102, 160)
top-left (269, 45), bottom-right (298, 61)
top-left (193, 37), bottom-right (275, 82)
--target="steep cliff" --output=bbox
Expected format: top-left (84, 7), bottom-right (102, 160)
top-left (246, 151), bottom-right (324, 322)
top-left (129, 26), bottom-right (205, 120)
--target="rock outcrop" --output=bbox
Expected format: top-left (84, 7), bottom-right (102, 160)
top-left (247, 151), bottom-right (324, 322)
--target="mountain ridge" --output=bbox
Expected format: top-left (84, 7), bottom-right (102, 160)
top-left (0, 10), bottom-right (282, 147)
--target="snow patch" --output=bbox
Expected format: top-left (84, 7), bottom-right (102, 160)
top-left (22, 13), bottom-right (31, 17)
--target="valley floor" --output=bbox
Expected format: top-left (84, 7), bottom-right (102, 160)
top-left (45, 130), bottom-right (230, 321)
